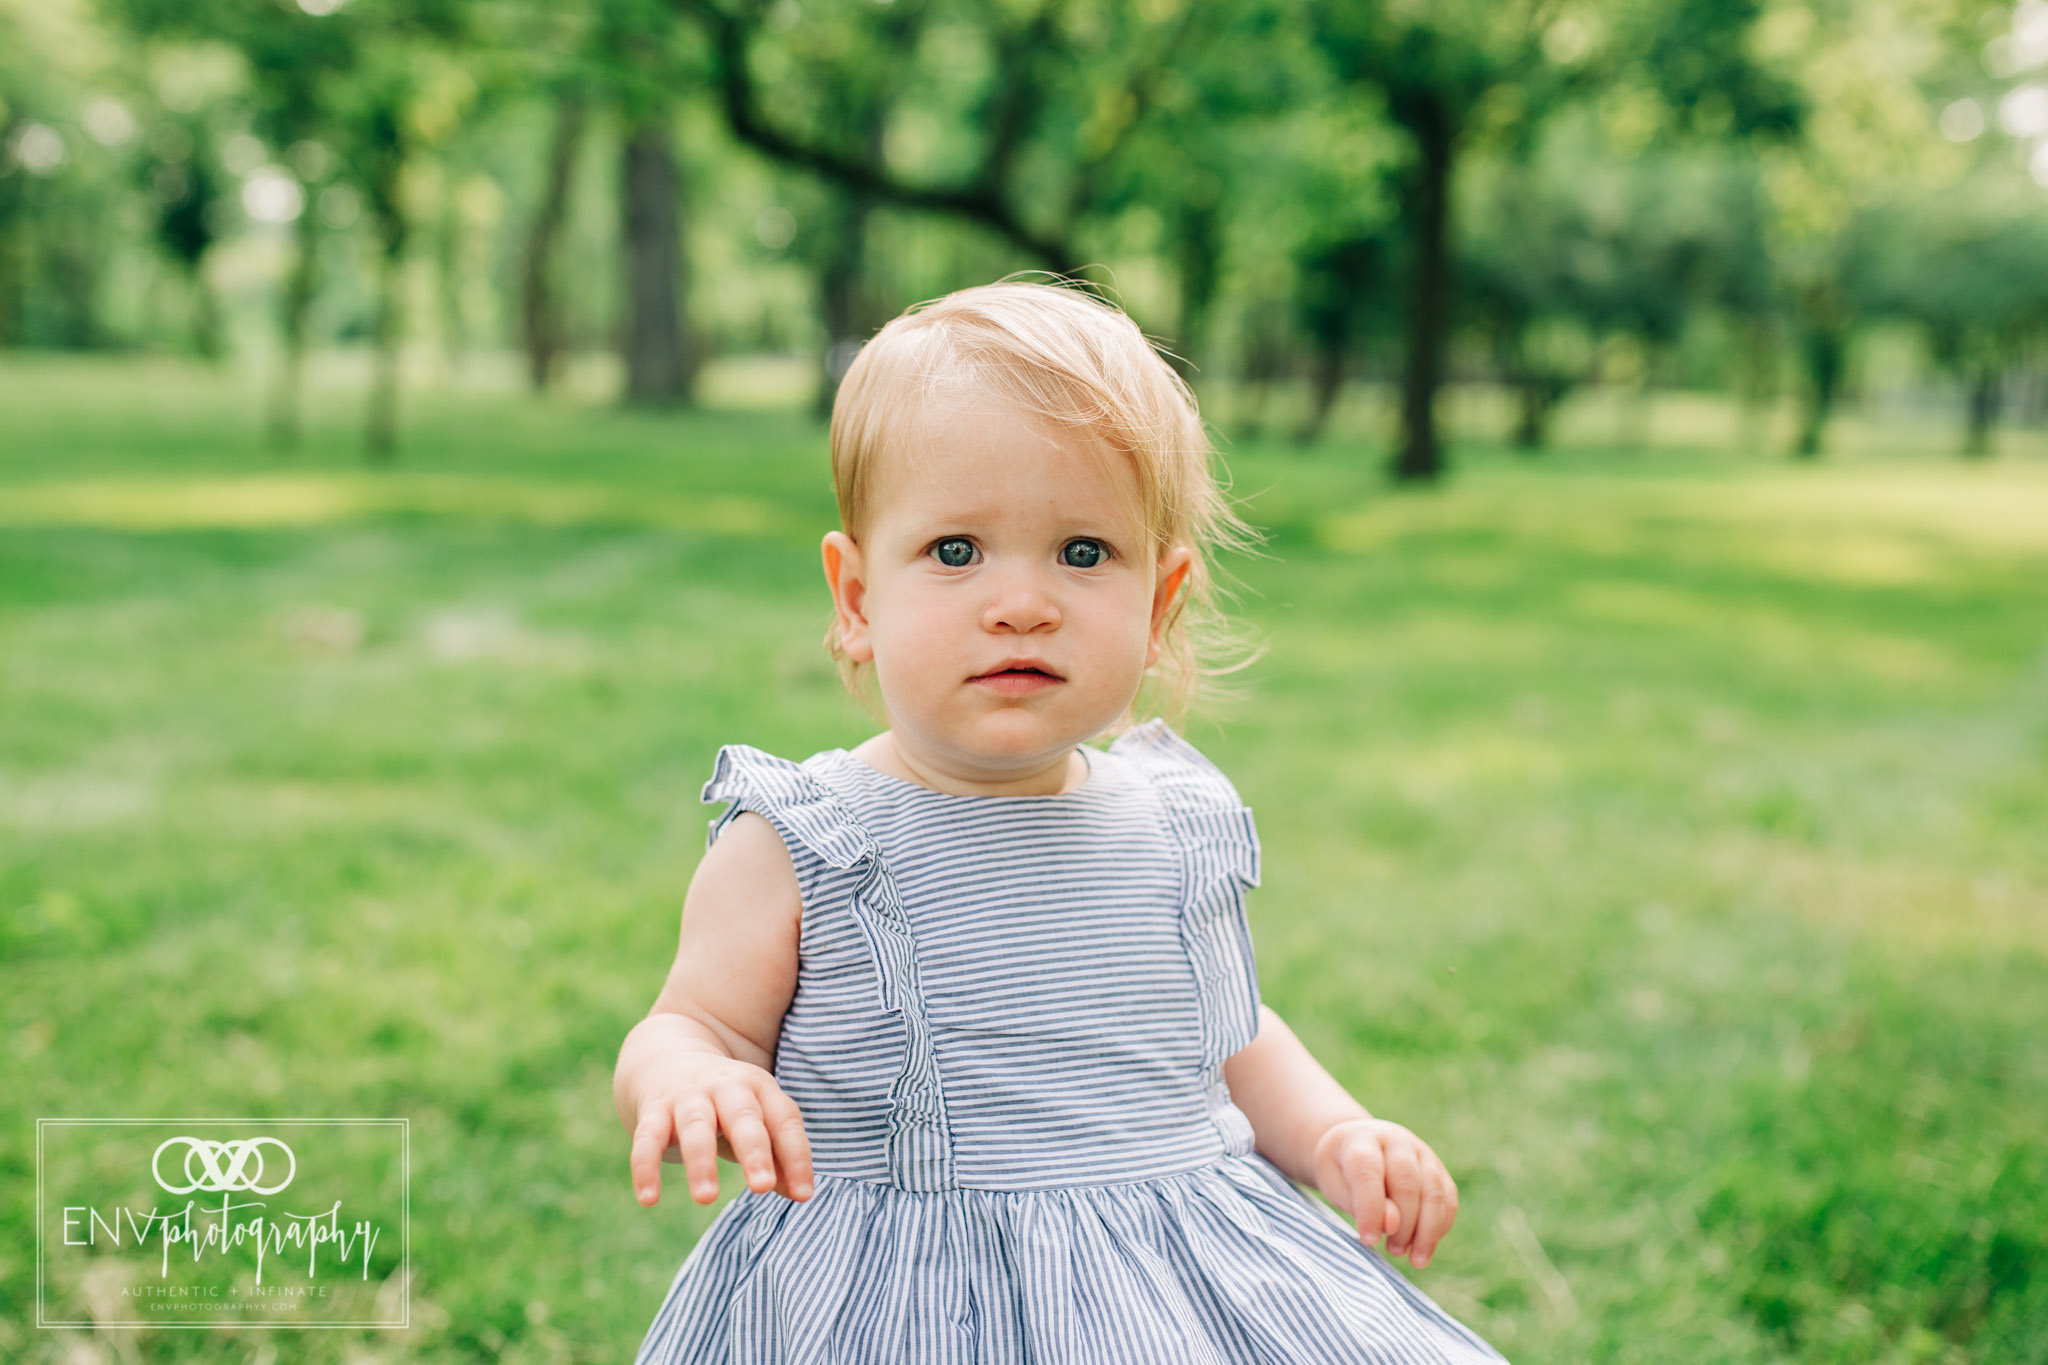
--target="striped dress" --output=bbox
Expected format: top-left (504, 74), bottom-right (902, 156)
top-left (636, 719), bottom-right (1506, 1364)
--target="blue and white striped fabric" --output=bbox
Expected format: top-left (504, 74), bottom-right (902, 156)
top-left (636, 719), bottom-right (1506, 1364)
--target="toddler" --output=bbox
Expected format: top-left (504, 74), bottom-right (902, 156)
top-left (614, 280), bottom-right (1506, 1362)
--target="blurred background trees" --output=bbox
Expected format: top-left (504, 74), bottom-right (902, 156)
top-left (2, 0), bottom-right (2045, 470)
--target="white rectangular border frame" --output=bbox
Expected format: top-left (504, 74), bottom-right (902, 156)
top-left (36, 1117), bottom-right (410, 1331)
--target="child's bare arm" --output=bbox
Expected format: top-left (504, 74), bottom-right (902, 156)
top-left (1223, 1004), bottom-right (1460, 1267)
top-left (613, 812), bottom-right (812, 1207)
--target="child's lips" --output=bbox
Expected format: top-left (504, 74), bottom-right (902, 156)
top-left (969, 664), bottom-right (1064, 695)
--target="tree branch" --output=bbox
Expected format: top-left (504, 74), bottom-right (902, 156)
top-left (675, 0), bottom-right (1077, 267)
top-left (971, 0), bottom-right (1067, 200)
top-left (1060, 1), bottom-right (1205, 227)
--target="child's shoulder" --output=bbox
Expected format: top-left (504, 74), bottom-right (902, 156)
top-left (700, 741), bottom-right (876, 873)
top-left (1101, 722), bottom-right (1261, 889)
top-left (1102, 719), bottom-right (1251, 813)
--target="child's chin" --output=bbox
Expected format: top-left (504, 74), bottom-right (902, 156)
top-left (960, 712), bottom-right (1086, 761)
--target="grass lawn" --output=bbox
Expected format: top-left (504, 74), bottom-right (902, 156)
top-left (3, 354), bottom-right (2045, 1364)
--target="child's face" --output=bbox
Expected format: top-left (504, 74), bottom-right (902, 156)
top-left (823, 390), bottom-right (1190, 783)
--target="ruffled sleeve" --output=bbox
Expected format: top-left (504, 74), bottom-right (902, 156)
top-left (701, 744), bottom-right (878, 910)
top-left (1111, 720), bottom-right (1264, 1071)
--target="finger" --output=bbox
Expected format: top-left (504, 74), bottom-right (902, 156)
top-left (1342, 1145), bottom-right (1387, 1246)
top-left (1410, 1162), bottom-right (1456, 1268)
top-left (715, 1088), bottom-right (778, 1194)
top-left (1384, 1146), bottom-right (1423, 1256)
top-left (629, 1109), bottom-right (672, 1206)
top-left (676, 1100), bottom-right (720, 1205)
top-left (759, 1085), bottom-right (815, 1201)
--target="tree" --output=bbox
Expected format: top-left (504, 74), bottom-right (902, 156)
top-left (671, 0), bottom-right (1210, 291)
top-left (521, 89), bottom-right (584, 390)
top-left (0, 5), bottom-right (145, 351)
top-left (140, 115), bottom-right (227, 359)
top-left (1461, 153), bottom-right (1595, 452)
top-left (329, 41), bottom-right (478, 457)
top-left (1745, 0), bottom-right (1984, 458)
top-left (1870, 198), bottom-right (2048, 457)
top-left (592, 0), bottom-right (703, 405)
top-left (106, 0), bottom-right (475, 457)
top-left (495, 0), bottom-right (702, 403)
top-left (349, 79), bottom-right (414, 459)
top-left (1305, 0), bottom-right (1798, 481)
top-left (617, 114), bottom-right (691, 402)
top-left (1305, 2), bottom-right (1550, 481)
top-left (1466, 124), bottom-right (1782, 452)
top-left (1291, 231), bottom-right (1387, 443)
top-left (769, 0), bottom-right (930, 413)
top-left (1078, 3), bottom-right (1318, 384)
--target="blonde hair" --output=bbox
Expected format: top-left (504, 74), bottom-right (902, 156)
top-left (826, 276), bottom-right (1252, 722)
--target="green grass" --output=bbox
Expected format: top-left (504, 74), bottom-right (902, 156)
top-left (3, 354), bottom-right (2045, 1364)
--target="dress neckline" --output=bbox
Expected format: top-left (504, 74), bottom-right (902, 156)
top-left (828, 743), bottom-right (1101, 802)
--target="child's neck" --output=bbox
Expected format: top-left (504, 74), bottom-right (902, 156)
top-left (851, 731), bottom-right (1088, 798)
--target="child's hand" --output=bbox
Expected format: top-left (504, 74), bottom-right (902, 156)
top-left (627, 1054), bottom-right (814, 1208)
top-left (1310, 1117), bottom-right (1458, 1268)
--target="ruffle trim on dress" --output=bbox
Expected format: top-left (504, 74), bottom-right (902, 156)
top-left (636, 1157), bottom-right (1507, 1365)
top-left (703, 745), bottom-right (874, 871)
top-left (1113, 720), bottom-right (1265, 1073)
top-left (703, 745), bottom-right (958, 1192)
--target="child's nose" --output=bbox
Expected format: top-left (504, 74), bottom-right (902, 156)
top-left (981, 564), bottom-right (1061, 634)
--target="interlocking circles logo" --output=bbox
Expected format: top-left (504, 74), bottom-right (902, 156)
top-left (152, 1136), bottom-right (297, 1196)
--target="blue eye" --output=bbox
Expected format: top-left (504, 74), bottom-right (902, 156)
top-left (932, 538), bottom-right (977, 568)
top-left (1060, 539), bottom-right (1107, 568)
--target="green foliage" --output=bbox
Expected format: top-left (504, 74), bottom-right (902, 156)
top-left (1865, 192), bottom-right (2048, 374)
top-left (1462, 112), bottom-right (1783, 445)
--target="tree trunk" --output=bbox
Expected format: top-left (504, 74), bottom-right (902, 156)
top-left (358, 97), bottom-right (410, 463)
top-left (1170, 198), bottom-right (1222, 384)
top-left (1793, 324), bottom-right (1843, 460)
top-left (523, 93), bottom-right (584, 391)
top-left (621, 116), bottom-right (694, 406)
top-left (190, 261), bottom-right (224, 362)
top-left (814, 113), bottom-right (885, 418)
top-left (1735, 312), bottom-right (1777, 455)
top-left (1619, 345), bottom-right (1656, 453)
top-left (1294, 337), bottom-right (1346, 445)
top-left (0, 183), bottom-right (22, 345)
top-left (434, 192), bottom-right (465, 383)
top-left (1514, 377), bottom-right (1562, 452)
top-left (1513, 383), bottom-right (1543, 450)
top-left (267, 209), bottom-right (320, 452)
top-left (1390, 94), bottom-right (1455, 483)
top-left (366, 231), bottom-right (404, 463)
top-left (49, 226), bottom-right (103, 350)
top-left (813, 192), bottom-right (872, 418)
top-left (1964, 365), bottom-right (2001, 458)
top-left (1234, 301), bottom-right (1288, 441)
top-left (1290, 235), bottom-right (1378, 446)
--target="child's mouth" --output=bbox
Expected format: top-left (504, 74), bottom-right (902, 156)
top-left (970, 662), bottom-right (1064, 695)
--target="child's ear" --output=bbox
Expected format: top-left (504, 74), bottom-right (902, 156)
top-left (822, 531), bottom-right (874, 664)
top-left (1146, 545), bottom-right (1194, 669)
